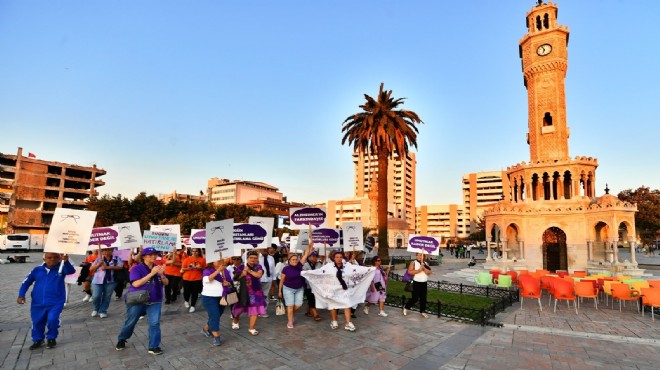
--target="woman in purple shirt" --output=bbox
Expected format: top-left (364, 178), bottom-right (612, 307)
top-left (278, 245), bottom-right (311, 329)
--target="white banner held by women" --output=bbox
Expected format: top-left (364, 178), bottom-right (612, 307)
top-left (302, 264), bottom-right (375, 310)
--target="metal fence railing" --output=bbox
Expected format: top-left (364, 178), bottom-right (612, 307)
top-left (387, 272), bottom-right (518, 326)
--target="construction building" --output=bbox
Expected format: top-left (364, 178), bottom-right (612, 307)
top-left (0, 147), bottom-right (106, 235)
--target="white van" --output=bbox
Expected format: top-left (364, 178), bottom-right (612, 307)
top-left (1, 233), bottom-right (31, 252)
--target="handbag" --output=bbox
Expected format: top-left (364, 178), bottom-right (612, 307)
top-left (126, 279), bottom-right (151, 305)
top-left (275, 299), bottom-right (286, 316)
top-left (220, 288), bottom-right (239, 306)
top-left (404, 280), bottom-right (413, 292)
top-left (238, 278), bottom-right (249, 307)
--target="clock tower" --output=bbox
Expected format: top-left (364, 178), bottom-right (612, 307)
top-left (519, 1), bottom-right (570, 162)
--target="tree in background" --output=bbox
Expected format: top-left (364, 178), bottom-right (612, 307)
top-left (617, 186), bottom-right (660, 245)
top-left (342, 83), bottom-right (423, 263)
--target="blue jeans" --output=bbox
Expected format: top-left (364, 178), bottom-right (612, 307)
top-left (118, 302), bottom-right (162, 349)
top-left (92, 282), bottom-right (117, 314)
top-left (201, 295), bottom-right (225, 332)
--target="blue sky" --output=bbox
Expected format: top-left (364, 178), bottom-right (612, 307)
top-left (1, 1), bottom-right (659, 205)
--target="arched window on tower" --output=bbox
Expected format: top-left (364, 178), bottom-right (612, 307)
top-left (536, 16), bottom-right (542, 31)
top-left (543, 112), bottom-right (553, 126)
top-left (543, 13), bottom-right (549, 29)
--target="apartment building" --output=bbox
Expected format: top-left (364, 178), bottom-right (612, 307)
top-left (415, 204), bottom-right (470, 243)
top-left (353, 151), bottom-right (416, 229)
top-left (207, 178), bottom-right (283, 205)
top-left (462, 171), bottom-right (509, 233)
top-left (0, 147), bottom-right (106, 234)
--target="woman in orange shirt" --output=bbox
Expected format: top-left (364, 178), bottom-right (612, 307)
top-left (181, 248), bottom-right (205, 313)
top-left (164, 247), bottom-right (187, 304)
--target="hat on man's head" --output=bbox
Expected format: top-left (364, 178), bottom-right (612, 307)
top-left (310, 251), bottom-right (319, 257)
top-left (141, 247), bottom-right (159, 256)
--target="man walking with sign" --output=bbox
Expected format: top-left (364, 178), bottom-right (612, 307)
top-left (17, 253), bottom-right (75, 350)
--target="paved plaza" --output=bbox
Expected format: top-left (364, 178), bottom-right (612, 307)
top-left (2, 252), bottom-right (660, 370)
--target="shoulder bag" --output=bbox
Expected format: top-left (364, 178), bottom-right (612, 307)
top-left (126, 279), bottom-right (151, 305)
top-left (275, 299), bottom-right (286, 316)
top-left (220, 287), bottom-right (239, 306)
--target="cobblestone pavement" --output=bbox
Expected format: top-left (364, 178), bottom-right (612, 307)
top-left (2, 252), bottom-right (660, 370)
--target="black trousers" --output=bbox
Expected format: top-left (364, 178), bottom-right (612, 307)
top-left (183, 280), bottom-right (203, 307)
top-left (164, 275), bottom-right (182, 302)
top-left (404, 281), bottom-right (428, 313)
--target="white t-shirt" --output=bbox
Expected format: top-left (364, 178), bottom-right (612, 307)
top-left (412, 260), bottom-right (429, 282)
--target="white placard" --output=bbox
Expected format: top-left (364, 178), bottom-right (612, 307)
top-left (342, 222), bottom-right (364, 251)
top-left (114, 221), bottom-right (142, 250)
top-left (45, 208), bottom-right (97, 255)
top-left (190, 229), bottom-right (206, 248)
top-left (272, 236), bottom-right (280, 248)
top-left (288, 206), bottom-right (328, 230)
top-left (289, 235), bottom-right (299, 253)
top-left (142, 230), bottom-right (177, 253)
top-left (206, 219), bottom-right (234, 260)
top-left (248, 216), bottom-right (274, 248)
top-left (282, 232), bottom-right (290, 244)
top-left (150, 224), bottom-right (181, 249)
top-left (296, 230), bottom-right (310, 253)
top-left (233, 222), bottom-right (269, 252)
top-left (406, 234), bottom-right (441, 256)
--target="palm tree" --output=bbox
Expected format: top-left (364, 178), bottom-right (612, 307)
top-left (341, 83), bottom-right (423, 263)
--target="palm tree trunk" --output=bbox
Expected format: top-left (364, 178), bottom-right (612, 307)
top-left (377, 148), bottom-right (390, 263)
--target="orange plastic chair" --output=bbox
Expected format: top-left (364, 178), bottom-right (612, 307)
top-left (518, 270), bottom-right (529, 276)
top-left (490, 270), bottom-right (502, 284)
top-left (540, 276), bottom-right (556, 306)
top-left (648, 280), bottom-right (660, 289)
top-left (602, 280), bottom-right (617, 306)
top-left (640, 288), bottom-right (660, 321)
top-left (611, 283), bottom-right (640, 312)
top-left (575, 281), bottom-right (598, 310)
top-left (552, 279), bottom-right (577, 314)
top-left (556, 270), bottom-right (568, 278)
top-left (572, 271), bottom-right (587, 278)
top-left (519, 275), bottom-right (542, 311)
top-left (506, 270), bottom-right (518, 285)
top-left (631, 281), bottom-right (650, 292)
top-left (616, 275), bottom-right (632, 282)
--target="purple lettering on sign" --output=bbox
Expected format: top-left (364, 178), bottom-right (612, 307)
top-left (88, 227), bottom-right (119, 247)
top-left (192, 230), bottom-right (206, 244)
top-left (233, 224), bottom-right (267, 248)
top-left (409, 236), bottom-right (439, 254)
top-left (290, 207), bottom-right (326, 227)
top-left (311, 228), bottom-right (340, 246)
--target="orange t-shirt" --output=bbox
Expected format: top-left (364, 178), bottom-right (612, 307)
top-left (164, 252), bottom-right (188, 276)
top-left (86, 254), bottom-right (98, 276)
top-left (182, 256), bottom-right (206, 281)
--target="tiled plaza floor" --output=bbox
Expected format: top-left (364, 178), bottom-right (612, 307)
top-left (1, 252), bottom-right (659, 370)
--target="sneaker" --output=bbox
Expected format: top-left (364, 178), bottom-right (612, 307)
top-left (148, 347), bottom-right (163, 355)
top-left (115, 339), bottom-right (126, 351)
top-left (184, 301), bottom-right (190, 308)
top-left (403, 308), bottom-right (408, 316)
top-left (344, 322), bottom-right (356, 332)
top-left (330, 320), bottom-right (339, 330)
top-left (189, 306), bottom-right (196, 313)
top-left (82, 295), bottom-right (90, 302)
top-left (378, 311), bottom-right (388, 317)
top-left (201, 328), bottom-right (212, 338)
top-left (29, 340), bottom-right (43, 350)
top-left (46, 339), bottom-right (57, 349)
top-left (287, 322), bottom-right (294, 329)
top-left (421, 313), bottom-right (429, 319)
top-left (212, 336), bottom-right (222, 346)
top-left (114, 296), bottom-right (121, 301)
top-left (363, 306), bottom-right (369, 315)
top-left (259, 314), bottom-right (269, 318)
top-left (139, 316), bottom-right (145, 320)
top-left (91, 310), bottom-right (98, 317)
top-left (99, 313), bottom-right (108, 319)
top-left (231, 322), bottom-right (239, 330)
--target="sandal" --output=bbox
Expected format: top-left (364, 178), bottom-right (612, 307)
top-left (231, 322), bottom-right (239, 330)
top-left (314, 315), bottom-right (321, 321)
top-left (248, 329), bottom-right (259, 336)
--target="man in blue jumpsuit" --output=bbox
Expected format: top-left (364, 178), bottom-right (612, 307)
top-left (18, 252), bottom-right (75, 350)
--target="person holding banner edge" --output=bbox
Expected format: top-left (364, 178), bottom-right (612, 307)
top-left (115, 247), bottom-right (169, 355)
top-left (278, 243), bottom-right (312, 329)
top-left (403, 253), bottom-right (431, 318)
top-left (327, 250), bottom-right (358, 332)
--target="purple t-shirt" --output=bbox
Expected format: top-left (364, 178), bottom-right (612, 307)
top-left (282, 263), bottom-right (304, 289)
top-left (128, 263), bottom-right (164, 304)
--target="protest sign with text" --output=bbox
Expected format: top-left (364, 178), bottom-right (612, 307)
top-left (248, 216), bottom-right (274, 248)
top-left (113, 221), bottom-right (142, 250)
top-left (45, 208), bottom-right (97, 255)
top-left (88, 226), bottom-right (121, 250)
top-left (289, 207), bottom-right (327, 230)
top-left (205, 219), bottom-right (234, 259)
top-left (342, 222), bottom-right (364, 251)
top-left (406, 234), bottom-right (441, 256)
top-left (150, 224), bottom-right (181, 249)
top-left (233, 223), bottom-right (268, 253)
top-left (190, 229), bottom-right (206, 248)
top-left (142, 230), bottom-right (177, 253)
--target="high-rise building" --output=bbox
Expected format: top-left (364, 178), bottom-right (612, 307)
top-left (352, 151), bottom-right (416, 229)
top-left (415, 204), bottom-right (470, 242)
top-left (462, 171), bottom-right (510, 233)
top-left (0, 147), bottom-right (106, 235)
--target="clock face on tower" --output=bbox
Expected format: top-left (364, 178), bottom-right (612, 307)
top-left (536, 43), bottom-right (552, 56)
